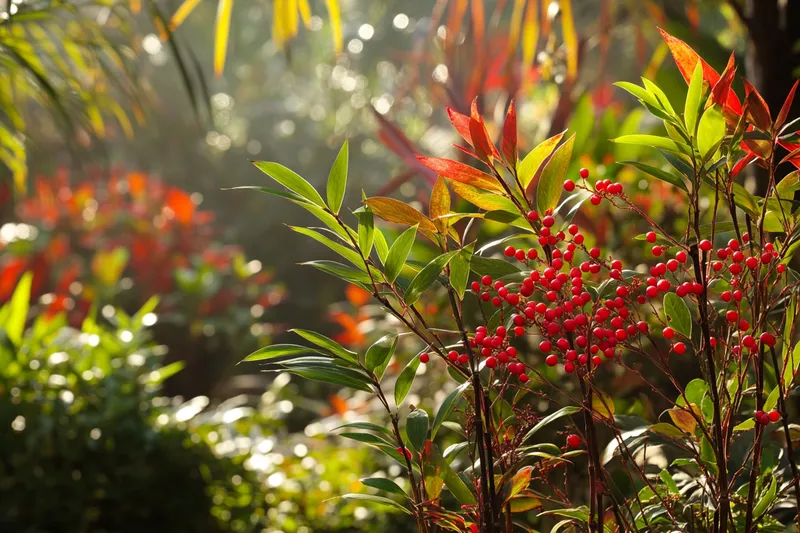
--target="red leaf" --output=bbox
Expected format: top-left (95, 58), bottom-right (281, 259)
top-left (732, 151), bottom-right (757, 176)
top-left (372, 107), bottom-right (438, 185)
top-left (469, 98), bottom-right (501, 161)
top-left (502, 99), bottom-right (518, 166)
top-left (415, 156), bottom-right (504, 192)
top-left (776, 80), bottom-right (799, 131)
top-left (743, 79), bottom-right (772, 130)
top-left (659, 28), bottom-right (720, 86)
top-left (446, 107), bottom-right (473, 146)
top-left (711, 52), bottom-right (742, 114)
top-left (778, 136), bottom-right (800, 169)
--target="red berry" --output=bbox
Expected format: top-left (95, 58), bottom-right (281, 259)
top-left (777, 264), bottom-right (786, 274)
top-left (518, 373), bottom-right (529, 383)
top-left (542, 215), bottom-right (555, 227)
top-left (651, 246), bottom-right (663, 257)
top-left (420, 353), bottom-right (430, 363)
top-left (504, 246), bottom-right (516, 257)
top-left (458, 353), bottom-right (469, 364)
top-left (527, 210), bottom-right (539, 221)
top-left (539, 340), bottom-right (552, 352)
top-left (676, 251), bottom-right (687, 263)
top-left (745, 256), bottom-right (758, 269)
top-left (485, 356), bottom-right (497, 369)
top-left (448, 350), bottom-right (458, 362)
top-left (590, 195), bottom-right (601, 206)
top-left (699, 240), bottom-right (712, 252)
top-left (564, 362), bottom-right (575, 373)
top-left (663, 327), bottom-right (675, 339)
top-left (481, 275), bottom-right (492, 286)
top-left (726, 310), bottom-right (739, 323)
top-left (579, 168), bottom-right (589, 179)
top-left (471, 281), bottom-right (481, 292)
top-left (545, 354), bottom-right (559, 367)
top-left (527, 248), bottom-right (538, 260)
top-left (742, 335), bottom-right (755, 348)
top-left (768, 410), bottom-right (780, 422)
top-left (515, 249), bottom-right (527, 261)
top-left (760, 332), bottom-right (776, 347)
top-left (563, 180), bottom-right (576, 192)
top-left (673, 342), bottom-right (686, 355)
top-left (646, 232), bottom-right (657, 243)
top-left (566, 434), bottom-right (582, 449)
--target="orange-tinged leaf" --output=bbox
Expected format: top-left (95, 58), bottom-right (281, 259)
top-left (659, 27), bottom-right (719, 87)
top-left (469, 99), bottom-right (499, 161)
top-left (214, 0), bottom-right (233, 76)
top-left (364, 197), bottom-right (437, 231)
top-left (447, 107), bottom-right (473, 146)
top-left (560, 0), bottom-right (578, 81)
top-left (169, 0), bottom-right (202, 31)
top-left (668, 406), bottom-right (697, 435)
top-left (732, 152), bottom-right (757, 176)
top-left (325, 0), bottom-right (343, 54)
top-left (446, 0), bottom-right (469, 46)
top-left (448, 180), bottom-right (518, 212)
top-left (470, 0), bottom-right (485, 47)
top-left (429, 177), bottom-right (451, 225)
top-left (521, 0), bottom-right (539, 77)
top-left (502, 100), bottom-right (518, 166)
top-left (509, 492), bottom-right (542, 512)
top-left (743, 79), bottom-right (772, 130)
top-left (506, 466), bottom-right (533, 501)
top-left (518, 131), bottom-right (565, 188)
top-left (507, 0), bottom-right (526, 56)
top-left (777, 80), bottom-right (799, 131)
top-left (415, 156), bottom-right (504, 192)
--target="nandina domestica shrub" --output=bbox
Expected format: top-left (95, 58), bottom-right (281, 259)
top-left (0, 169), bottom-right (285, 396)
top-left (238, 30), bottom-right (800, 532)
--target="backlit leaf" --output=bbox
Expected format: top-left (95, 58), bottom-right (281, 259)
top-left (429, 176), bottom-right (451, 231)
top-left (697, 104), bottom-right (726, 158)
top-left (385, 225), bottom-right (418, 283)
top-left (242, 343), bottom-right (326, 362)
top-left (416, 156), bottom-right (504, 192)
top-left (518, 132), bottom-right (564, 188)
top-left (213, 0), bottom-right (233, 76)
top-left (327, 140), bottom-right (348, 214)
top-left (685, 61), bottom-right (704, 135)
top-left (664, 292), bottom-right (692, 338)
top-left (365, 198), bottom-right (436, 231)
top-left (406, 409), bottom-right (429, 452)
top-left (404, 251), bottom-right (458, 305)
top-left (449, 246), bottom-right (473, 300)
top-left (612, 135), bottom-right (689, 154)
top-left (536, 134), bottom-right (575, 216)
top-left (360, 477), bottom-right (407, 497)
top-left (254, 161), bottom-right (326, 207)
top-left (291, 328), bottom-right (358, 363)
top-left (365, 334), bottom-right (398, 371)
top-left (668, 407), bottom-right (697, 435)
top-left (395, 355), bottom-right (420, 406)
top-left (448, 180), bottom-right (518, 212)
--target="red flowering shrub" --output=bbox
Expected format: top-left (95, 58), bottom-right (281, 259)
top-left (237, 30), bottom-right (800, 533)
top-left (0, 168), bottom-right (285, 396)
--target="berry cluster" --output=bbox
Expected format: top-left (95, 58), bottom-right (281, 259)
top-left (754, 409), bottom-right (781, 425)
top-left (563, 166), bottom-right (626, 207)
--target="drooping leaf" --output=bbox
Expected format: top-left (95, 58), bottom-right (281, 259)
top-left (448, 180), bottom-right (518, 212)
top-left (620, 161), bottom-right (688, 192)
top-left (753, 476), bottom-right (777, 519)
top-left (404, 251), bottom-right (458, 305)
top-left (360, 477), bottom-right (407, 497)
top-left (470, 256), bottom-right (522, 279)
top-left (612, 135), bottom-right (689, 154)
top-left (365, 198), bottom-right (436, 231)
top-left (416, 156), bottom-right (504, 192)
top-left (286, 365), bottom-right (374, 392)
top-left (291, 328), bottom-right (358, 363)
top-left (339, 494), bottom-right (411, 514)
top-left (254, 161), bottom-right (326, 207)
top-left (385, 225), bottom-right (418, 283)
top-left (536, 134), bottom-right (575, 216)
top-left (664, 292), bottom-right (692, 338)
top-left (289, 226), bottom-right (366, 271)
top-left (668, 407), bottom-right (697, 435)
top-left (522, 406), bottom-right (580, 443)
top-left (395, 355), bottom-right (421, 406)
top-left (327, 141), bottom-right (348, 214)
top-left (406, 409), bottom-right (429, 452)
top-left (365, 334), bottom-right (398, 372)
top-left (334, 421), bottom-right (394, 436)
top-left (241, 343), bottom-right (326, 362)
top-left (518, 132), bottom-right (564, 188)
top-left (449, 246), bottom-right (474, 300)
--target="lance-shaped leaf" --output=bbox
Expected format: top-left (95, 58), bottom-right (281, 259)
top-left (432, 381), bottom-right (470, 439)
top-left (776, 80), bottom-right (799, 131)
top-left (522, 406), bottom-right (580, 443)
top-left (502, 99), bottom-right (518, 165)
top-left (360, 477), bottom-right (407, 498)
top-left (685, 61), bottom-right (704, 135)
top-left (697, 104), bottom-right (726, 158)
top-left (612, 134), bottom-right (689, 154)
top-left (406, 409), bottom-right (429, 452)
top-left (253, 161), bottom-right (326, 207)
top-left (469, 99), bottom-right (501, 161)
top-left (743, 78), bottom-right (773, 131)
top-left (664, 292), bottom-right (692, 338)
top-left (535, 134), bottom-right (575, 216)
top-left (429, 177), bottom-right (451, 232)
top-left (415, 156), bottom-right (504, 192)
top-left (447, 107), bottom-right (473, 146)
top-left (327, 141), bottom-right (348, 214)
top-left (302, 260), bottom-right (372, 285)
top-left (289, 226), bottom-right (366, 271)
top-left (518, 132), bottom-right (564, 188)
top-left (384, 225), bottom-right (418, 283)
top-left (241, 343), bottom-right (326, 362)
top-left (395, 355), bottom-right (420, 406)
top-left (404, 251), bottom-right (458, 305)
top-left (711, 52), bottom-right (737, 111)
top-left (448, 180), bottom-right (518, 213)
top-left (449, 245), bottom-right (474, 300)
top-left (290, 328), bottom-right (358, 363)
top-left (620, 161), bottom-right (688, 192)
top-left (357, 206), bottom-right (374, 258)
top-left (364, 197), bottom-right (436, 231)
top-left (339, 494), bottom-right (411, 514)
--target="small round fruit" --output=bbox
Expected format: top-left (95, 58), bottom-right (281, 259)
top-left (566, 434), bottom-right (582, 449)
top-left (579, 168), bottom-right (590, 179)
top-left (420, 353), bottom-right (430, 364)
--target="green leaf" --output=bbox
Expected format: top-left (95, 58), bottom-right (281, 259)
top-left (288, 366), bottom-right (374, 392)
top-left (291, 328), bottom-right (358, 363)
top-left (291, 199), bottom-right (354, 241)
top-left (327, 141), bottom-right (348, 214)
top-left (334, 422), bottom-right (394, 436)
top-left (365, 334), bottom-right (398, 371)
top-left (664, 292), bottom-right (692, 338)
top-left (358, 208), bottom-right (375, 258)
top-left (753, 476), bottom-right (777, 518)
top-left (395, 356), bottom-right (421, 406)
top-left (406, 409), bottom-right (429, 452)
top-left (620, 161), bottom-right (688, 192)
top-left (642, 78), bottom-right (676, 115)
top-left (660, 470), bottom-right (679, 494)
top-left (339, 432), bottom-right (395, 447)
top-left (697, 104), bottom-right (726, 159)
top-left (684, 61), bottom-right (704, 135)
top-left (521, 406), bottom-right (580, 443)
top-left (432, 382), bottom-right (470, 438)
top-left (733, 419), bottom-right (755, 432)
top-left (404, 251), bottom-right (458, 305)
top-left (373, 228), bottom-right (389, 264)
top-left (302, 260), bottom-right (372, 285)
top-left (536, 134), bottom-right (575, 217)
top-left (449, 246), bottom-right (474, 300)
top-left (784, 341), bottom-right (800, 387)
top-left (141, 361), bottom-right (185, 385)
top-left (612, 135), bottom-right (689, 154)
top-left (289, 226), bottom-right (366, 271)
top-left (615, 81), bottom-right (661, 112)
top-left (649, 423), bottom-right (684, 438)
top-left (0, 272), bottom-right (32, 346)
top-left (518, 132), bottom-right (565, 188)
top-left (360, 477), bottom-right (407, 497)
top-left (241, 343), bottom-right (326, 362)
top-left (764, 386), bottom-right (780, 412)
top-left (254, 161), bottom-right (326, 207)
top-left (470, 256), bottom-right (522, 279)
top-left (385, 225), bottom-right (418, 283)
top-left (339, 494), bottom-right (411, 514)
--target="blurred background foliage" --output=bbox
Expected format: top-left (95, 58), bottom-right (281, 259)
top-left (1, 0), bottom-right (799, 531)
